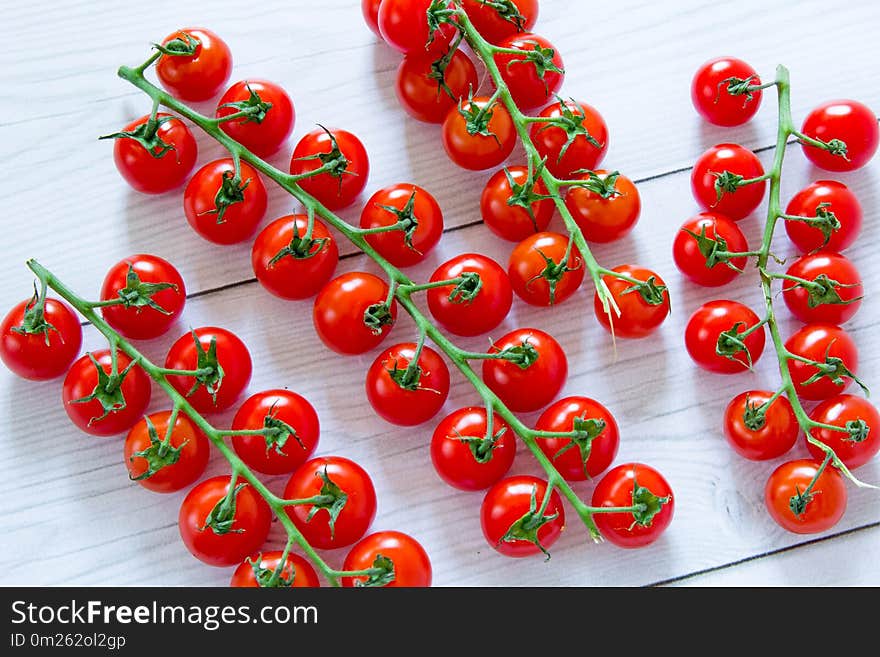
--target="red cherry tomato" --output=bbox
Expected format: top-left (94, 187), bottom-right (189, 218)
top-left (396, 49), bottom-right (478, 124)
top-left (565, 170), bottom-right (640, 243)
top-left (535, 396), bottom-right (619, 481)
top-left (124, 410), bottom-right (210, 493)
top-left (508, 231), bottom-right (584, 306)
top-left (361, 0), bottom-right (384, 38)
top-left (782, 252), bottom-right (862, 325)
top-left (684, 299), bottom-right (766, 374)
top-left (591, 463), bottom-right (674, 548)
top-left (481, 475), bottom-right (565, 558)
top-left (442, 96), bottom-right (516, 170)
top-left (312, 272), bottom-right (398, 355)
top-left (62, 350), bottom-right (151, 437)
top-left (342, 531), bottom-right (432, 587)
top-left (378, 0), bottom-right (455, 54)
top-left (1, 297), bottom-right (82, 380)
top-left (231, 389), bottom-right (320, 475)
top-left (593, 265), bottom-right (670, 339)
top-left (531, 100), bottom-right (608, 180)
top-left (290, 127), bottom-right (370, 210)
top-left (109, 113), bottom-right (197, 194)
top-left (480, 165), bottom-right (554, 241)
top-left (672, 212), bottom-right (748, 287)
top-left (807, 394), bottom-right (880, 469)
top-left (691, 56), bottom-right (763, 126)
top-left (784, 180), bottom-right (862, 254)
top-left (430, 407), bottom-right (516, 491)
top-left (360, 184), bottom-right (444, 267)
top-left (460, 0), bottom-right (539, 45)
top-left (764, 459), bottom-right (846, 534)
top-left (800, 100), bottom-right (878, 172)
top-left (691, 143), bottom-right (766, 220)
top-left (156, 27), bottom-right (232, 101)
top-left (494, 33), bottom-right (564, 110)
top-left (785, 324), bottom-right (859, 401)
top-left (216, 79), bottom-right (295, 158)
top-left (722, 391), bottom-right (798, 461)
top-left (230, 551), bottom-right (320, 588)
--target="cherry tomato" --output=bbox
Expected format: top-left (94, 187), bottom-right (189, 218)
top-left (684, 300), bottom-right (765, 374)
top-left (183, 159), bottom-right (268, 245)
top-left (508, 231), bottom-right (584, 306)
top-left (155, 27), bottom-right (232, 101)
top-left (800, 100), bottom-right (878, 172)
top-left (785, 324), bottom-right (859, 401)
top-left (99, 254), bottom-right (186, 340)
top-left (312, 272), bottom-right (398, 355)
top-left (62, 350), bottom-right (151, 437)
top-left (378, 0), bottom-right (455, 54)
top-left (124, 410), bottom-right (210, 493)
top-left (427, 253), bottom-right (512, 337)
top-left (109, 113), bottom-right (197, 194)
top-left (591, 463), bottom-right (674, 548)
top-left (430, 407), bottom-right (516, 491)
top-left (342, 531), bottom-right (432, 587)
top-left (808, 394), bottom-right (880, 469)
top-left (216, 79), bottom-right (295, 158)
top-left (764, 459), bottom-right (846, 534)
top-left (231, 389), bottom-right (320, 475)
top-left (691, 56), bottom-right (763, 126)
top-left (565, 170), bottom-right (640, 243)
top-left (691, 143), bottom-right (765, 220)
top-left (283, 456), bottom-right (377, 550)
top-left (494, 33), bottom-right (564, 110)
top-left (365, 342), bottom-right (450, 426)
top-left (362, 0), bottom-right (384, 37)
top-left (593, 265), bottom-right (670, 339)
top-left (460, 0), bottom-right (539, 45)
top-left (178, 475), bottom-right (272, 567)
top-left (722, 391), bottom-right (798, 461)
top-left (1, 297), bottom-right (82, 381)
top-left (784, 180), bottom-right (862, 254)
top-left (481, 475), bottom-right (565, 558)
top-left (480, 165), bottom-right (554, 241)
top-left (290, 127), bottom-right (370, 210)
top-left (441, 96), bottom-right (516, 170)
top-left (535, 396), bottom-right (619, 481)
top-left (782, 252), bottom-right (862, 325)
top-left (482, 327), bottom-right (567, 413)
top-left (164, 327), bottom-right (252, 413)
top-left (396, 48), bottom-right (478, 124)
top-left (251, 215), bottom-right (339, 300)
top-left (672, 212), bottom-right (748, 287)
top-left (230, 551), bottom-right (320, 588)
top-left (531, 100), bottom-right (608, 180)
top-left (360, 184), bottom-right (444, 267)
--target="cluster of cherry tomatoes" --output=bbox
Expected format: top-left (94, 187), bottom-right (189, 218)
top-left (679, 56), bottom-right (879, 534)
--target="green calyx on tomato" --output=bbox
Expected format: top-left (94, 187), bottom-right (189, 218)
top-left (455, 425), bottom-right (508, 464)
top-left (504, 163), bottom-right (551, 230)
top-left (268, 219), bottom-right (330, 265)
top-left (262, 404), bottom-right (306, 455)
top-left (428, 40), bottom-right (464, 100)
top-left (492, 337), bottom-right (539, 370)
top-left (201, 482), bottom-right (248, 535)
top-left (363, 302), bottom-right (395, 335)
top-left (385, 358), bottom-right (433, 393)
top-left (185, 331), bottom-right (225, 403)
top-left (499, 484), bottom-right (559, 560)
top-left (375, 189), bottom-right (424, 254)
top-left (128, 415), bottom-right (186, 481)
top-left (715, 322), bottom-right (757, 370)
top-left (112, 264), bottom-right (178, 313)
top-left (785, 202), bottom-right (840, 252)
top-left (844, 419), bottom-right (870, 443)
top-left (458, 91), bottom-right (502, 142)
top-left (525, 246), bottom-right (582, 305)
top-left (801, 135), bottom-right (849, 161)
top-left (800, 344), bottom-right (868, 394)
top-left (293, 124), bottom-right (352, 185)
top-left (788, 485), bottom-right (815, 518)
top-left (201, 170), bottom-right (251, 225)
top-left (447, 271), bottom-right (483, 303)
top-left (741, 393), bottom-right (769, 431)
top-left (68, 351), bottom-right (139, 424)
top-left (717, 75), bottom-right (760, 101)
top-left (682, 225), bottom-right (742, 272)
top-left (152, 31), bottom-right (200, 57)
top-left (354, 554), bottom-right (396, 588)
top-left (99, 114), bottom-right (179, 160)
top-left (537, 97), bottom-right (601, 164)
top-left (621, 275), bottom-right (667, 306)
top-left (792, 274), bottom-right (863, 309)
top-left (216, 83), bottom-right (273, 125)
top-left (567, 169), bottom-right (621, 199)
top-left (550, 416), bottom-right (606, 478)
top-left (504, 42), bottom-right (564, 92)
top-left (481, 0), bottom-right (529, 31)
top-left (304, 467), bottom-right (349, 541)
top-left (711, 169), bottom-right (749, 204)
top-left (248, 554), bottom-right (295, 588)
top-left (11, 285), bottom-right (57, 344)
top-left (628, 477), bottom-right (672, 528)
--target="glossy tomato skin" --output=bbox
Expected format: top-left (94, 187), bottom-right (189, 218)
top-left (184, 159), bottom-right (268, 245)
top-left (764, 459), bottom-right (846, 534)
top-left (808, 395), bottom-right (880, 469)
top-left (111, 113), bottom-right (198, 194)
top-left (460, 0), bottom-right (538, 44)
top-left (672, 212), bottom-right (748, 287)
top-left (283, 456), bottom-right (377, 550)
top-left (691, 143), bottom-right (765, 220)
top-left (361, 0), bottom-right (383, 37)
top-left (427, 253), bottom-right (513, 336)
top-left (482, 328), bottom-right (567, 413)
top-left (782, 252), bottom-right (862, 325)
top-left (216, 79), bottom-right (295, 157)
top-left (342, 531), bottom-right (432, 587)
top-left (62, 350), bottom-right (151, 437)
top-left (531, 100), bottom-right (608, 180)
top-left (784, 180), bottom-right (862, 254)
top-left (231, 389), bottom-right (320, 475)
top-left (442, 97), bottom-right (516, 170)
top-left (565, 170), bottom-right (640, 243)
top-left (801, 100), bottom-right (878, 171)
top-left (290, 128), bottom-right (369, 210)
top-left (230, 551), bottom-right (320, 588)
top-left (396, 49), bottom-right (478, 124)
top-left (691, 57), bottom-right (763, 126)
top-left (124, 410), bottom-right (210, 493)
top-left (365, 343), bottom-right (450, 426)
top-left (481, 475), bottom-right (565, 558)
top-left (378, 0), bottom-right (455, 54)
top-left (508, 231), bottom-right (584, 306)
top-left (593, 265), bottom-right (670, 339)
top-left (164, 327), bottom-right (252, 413)
top-left (494, 33), bottom-right (564, 109)
top-left (481, 166), bottom-right (554, 241)
top-left (1, 298), bottom-right (82, 380)
top-left (684, 300), bottom-right (765, 374)
top-left (430, 407), bottom-right (516, 491)
top-left (312, 272), bottom-right (397, 355)
top-left (785, 324), bottom-right (858, 401)
top-left (535, 396), bottom-right (620, 481)
top-left (178, 475), bottom-right (272, 567)
top-left (100, 254), bottom-right (186, 340)
top-left (156, 27), bottom-right (232, 101)
top-left (722, 391), bottom-right (798, 461)
top-left (360, 184), bottom-right (444, 267)
top-left (591, 463), bottom-right (674, 548)
top-left (251, 215), bottom-right (339, 300)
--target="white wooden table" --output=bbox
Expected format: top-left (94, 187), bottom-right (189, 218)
top-left (1, 0), bottom-right (878, 587)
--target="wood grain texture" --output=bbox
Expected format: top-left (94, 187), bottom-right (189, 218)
top-left (1, 0), bottom-right (878, 586)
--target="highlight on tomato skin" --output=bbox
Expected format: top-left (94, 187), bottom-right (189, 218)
top-left (800, 99), bottom-right (879, 172)
top-left (155, 27), bottom-right (233, 102)
top-left (691, 56), bottom-right (763, 126)
top-left (690, 143), bottom-right (766, 220)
